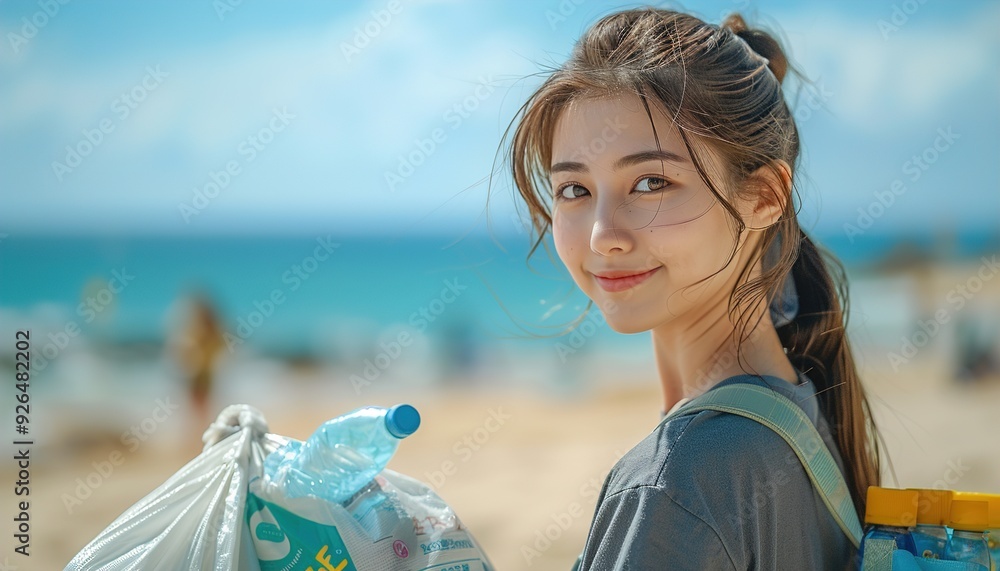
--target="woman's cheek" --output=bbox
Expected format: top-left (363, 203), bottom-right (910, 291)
top-left (553, 211), bottom-right (579, 248)
top-left (552, 221), bottom-right (575, 267)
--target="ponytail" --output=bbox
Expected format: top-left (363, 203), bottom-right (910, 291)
top-left (778, 228), bottom-right (882, 519)
top-left (724, 11), bottom-right (883, 522)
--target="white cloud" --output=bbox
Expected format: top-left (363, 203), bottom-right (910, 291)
top-left (3, 2), bottom-right (993, 234)
top-left (0, 5), bottom-right (535, 157)
top-left (780, 2), bottom-right (1000, 132)
top-left (0, 3), bottom-right (540, 232)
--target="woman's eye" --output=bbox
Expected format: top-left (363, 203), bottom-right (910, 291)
top-left (555, 178), bottom-right (668, 201)
top-left (635, 176), bottom-right (669, 192)
top-left (557, 183), bottom-right (588, 200)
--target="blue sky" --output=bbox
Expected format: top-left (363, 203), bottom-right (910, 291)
top-left (1, 0), bottom-right (997, 237)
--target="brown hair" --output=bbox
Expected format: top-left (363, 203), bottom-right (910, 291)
top-left (500, 7), bottom-right (881, 519)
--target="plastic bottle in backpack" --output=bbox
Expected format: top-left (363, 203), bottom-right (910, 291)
top-left (859, 487), bottom-right (919, 563)
top-left (971, 492), bottom-right (999, 571)
top-left (954, 492), bottom-right (1000, 571)
top-left (909, 488), bottom-right (952, 560)
top-left (943, 496), bottom-right (991, 570)
top-left (985, 494), bottom-right (1000, 571)
top-left (263, 403), bottom-right (421, 504)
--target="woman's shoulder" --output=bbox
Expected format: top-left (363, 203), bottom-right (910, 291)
top-left (585, 375), bottom-right (856, 571)
top-left (603, 407), bottom-right (801, 498)
top-left (590, 407), bottom-right (854, 571)
top-left (614, 370), bottom-right (844, 494)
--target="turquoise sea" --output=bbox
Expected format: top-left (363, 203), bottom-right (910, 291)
top-left (1, 228), bottom-right (996, 363)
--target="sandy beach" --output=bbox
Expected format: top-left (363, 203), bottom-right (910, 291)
top-left (2, 259), bottom-right (999, 570)
top-left (2, 364), bottom-right (998, 570)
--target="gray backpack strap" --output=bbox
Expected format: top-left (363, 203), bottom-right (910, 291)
top-left (661, 383), bottom-right (863, 548)
top-left (570, 383), bottom-right (864, 569)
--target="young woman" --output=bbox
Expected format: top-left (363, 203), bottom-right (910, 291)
top-left (504, 8), bottom-right (882, 569)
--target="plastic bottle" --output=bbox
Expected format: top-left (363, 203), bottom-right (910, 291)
top-left (859, 487), bottom-right (919, 564)
top-left (985, 494), bottom-right (1000, 571)
top-left (263, 404), bottom-right (421, 504)
top-left (954, 492), bottom-right (1000, 571)
top-left (909, 488), bottom-right (952, 560)
top-left (943, 496), bottom-right (991, 569)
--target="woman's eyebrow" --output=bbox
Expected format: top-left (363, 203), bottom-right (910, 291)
top-left (550, 150), bottom-right (689, 174)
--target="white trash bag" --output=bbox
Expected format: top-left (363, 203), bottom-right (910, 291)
top-left (66, 404), bottom-right (273, 570)
top-left (66, 404), bottom-right (495, 571)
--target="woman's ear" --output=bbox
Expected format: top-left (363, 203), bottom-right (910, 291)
top-left (742, 159), bottom-right (792, 231)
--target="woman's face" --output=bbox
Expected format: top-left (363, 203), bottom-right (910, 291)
top-left (550, 94), bottom-right (756, 334)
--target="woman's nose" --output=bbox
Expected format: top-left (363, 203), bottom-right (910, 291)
top-left (590, 197), bottom-right (636, 256)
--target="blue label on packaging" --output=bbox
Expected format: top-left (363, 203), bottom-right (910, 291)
top-left (246, 492), bottom-right (357, 571)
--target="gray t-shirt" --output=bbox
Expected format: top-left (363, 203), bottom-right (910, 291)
top-left (571, 369), bottom-right (859, 570)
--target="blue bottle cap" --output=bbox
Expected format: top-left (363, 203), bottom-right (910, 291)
top-left (385, 404), bottom-right (420, 438)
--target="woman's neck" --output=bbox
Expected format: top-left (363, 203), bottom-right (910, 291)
top-left (651, 299), bottom-right (798, 414)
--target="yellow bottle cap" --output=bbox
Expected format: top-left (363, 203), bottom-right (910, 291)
top-left (865, 486), bottom-right (918, 527)
top-left (908, 488), bottom-right (952, 526)
top-left (948, 497), bottom-right (990, 532)
top-left (953, 491), bottom-right (1000, 528)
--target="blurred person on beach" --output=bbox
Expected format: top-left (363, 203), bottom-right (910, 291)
top-left (167, 291), bottom-right (226, 453)
top-left (954, 310), bottom-right (1000, 384)
top-left (503, 7), bottom-right (881, 569)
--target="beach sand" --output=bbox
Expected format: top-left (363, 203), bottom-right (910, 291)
top-left (2, 364), bottom-right (998, 571)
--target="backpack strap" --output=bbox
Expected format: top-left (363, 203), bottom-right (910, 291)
top-left (661, 383), bottom-right (863, 549)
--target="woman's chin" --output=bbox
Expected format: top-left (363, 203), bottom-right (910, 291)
top-left (602, 317), bottom-right (654, 335)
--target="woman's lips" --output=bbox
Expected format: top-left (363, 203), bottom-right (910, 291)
top-left (592, 267), bottom-right (661, 292)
